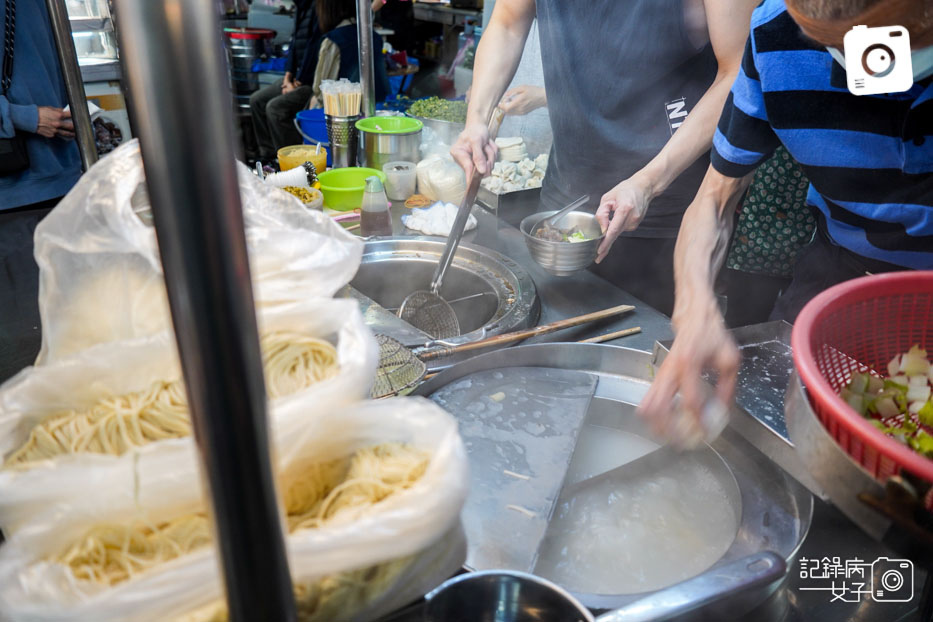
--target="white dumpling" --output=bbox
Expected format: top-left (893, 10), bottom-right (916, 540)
top-left (525, 176), bottom-right (543, 189)
top-left (483, 177), bottom-right (504, 194)
top-left (517, 158), bottom-right (535, 176)
top-left (534, 153), bottom-right (549, 170)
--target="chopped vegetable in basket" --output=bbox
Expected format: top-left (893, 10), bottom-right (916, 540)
top-left (842, 345), bottom-right (933, 457)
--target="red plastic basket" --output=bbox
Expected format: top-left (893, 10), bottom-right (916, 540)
top-left (791, 271), bottom-right (933, 483)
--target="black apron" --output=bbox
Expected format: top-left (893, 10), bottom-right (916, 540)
top-left (535, 0), bottom-right (717, 237)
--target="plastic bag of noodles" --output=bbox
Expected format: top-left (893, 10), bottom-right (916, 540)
top-left (0, 397), bottom-right (469, 622)
top-left (32, 139), bottom-right (363, 365)
top-left (0, 296), bottom-right (377, 535)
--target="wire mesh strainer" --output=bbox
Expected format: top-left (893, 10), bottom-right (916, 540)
top-left (397, 291), bottom-right (461, 340)
top-left (372, 334), bottom-right (427, 399)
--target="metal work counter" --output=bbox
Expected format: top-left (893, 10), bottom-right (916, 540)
top-left (377, 205), bottom-right (927, 621)
top-left (0, 203), bottom-right (925, 620)
top-left (386, 204), bottom-right (675, 351)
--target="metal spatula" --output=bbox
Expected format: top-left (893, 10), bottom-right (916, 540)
top-left (398, 108), bottom-right (506, 339)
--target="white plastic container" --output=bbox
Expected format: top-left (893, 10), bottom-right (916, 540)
top-left (383, 161), bottom-right (417, 202)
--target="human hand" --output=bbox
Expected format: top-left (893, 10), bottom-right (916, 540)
top-left (451, 120), bottom-right (497, 178)
top-left (282, 73), bottom-right (298, 94)
top-left (638, 307), bottom-right (740, 444)
top-left (36, 107), bottom-right (74, 139)
top-left (594, 177), bottom-right (653, 262)
top-left (499, 85), bottom-right (546, 116)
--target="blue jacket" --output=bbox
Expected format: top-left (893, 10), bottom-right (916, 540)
top-left (0, 0), bottom-right (81, 210)
top-left (285, 0), bottom-right (322, 86)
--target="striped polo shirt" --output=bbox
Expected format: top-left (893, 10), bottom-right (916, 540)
top-left (712, 0), bottom-right (933, 269)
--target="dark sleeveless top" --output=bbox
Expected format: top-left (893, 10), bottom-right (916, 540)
top-left (536, 0), bottom-right (717, 236)
top-left (324, 23), bottom-right (391, 102)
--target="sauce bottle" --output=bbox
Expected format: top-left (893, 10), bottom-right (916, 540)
top-left (360, 176), bottom-right (393, 237)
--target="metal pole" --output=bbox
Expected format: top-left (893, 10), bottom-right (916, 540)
top-left (105, 0), bottom-right (138, 138)
top-left (110, 1), bottom-right (297, 621)
top-left (44, 0), bottom-right (97, 170)
top-left (356, 0), bottom-right (376, 118)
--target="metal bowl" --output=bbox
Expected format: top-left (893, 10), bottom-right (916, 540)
top-left (519, 211), bottom-right (604, 277)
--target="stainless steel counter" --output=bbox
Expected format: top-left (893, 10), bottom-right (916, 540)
top-left (0, 200), bottom-right (926, 620)
top-left (375, 204), bottom-right (927, 621)
top-left (387, 204), bottom-right (675, 352)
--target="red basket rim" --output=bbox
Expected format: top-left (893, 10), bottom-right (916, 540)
top-left (791, 271), bottom-right (933, 482)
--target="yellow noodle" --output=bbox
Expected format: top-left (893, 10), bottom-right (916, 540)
top-left (261, 332), bottom-right (339, 399)
top-left (178, 555), bottom-right (414, 622)
top-left (59, 515), bottom-right (212, 586)
top-left (54, 443), bottom-right (429, 591)
top-left (5, 332), bottom-right (338, 466)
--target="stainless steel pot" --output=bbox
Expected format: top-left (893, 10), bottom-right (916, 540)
top-left (358, 127), bottom-right (421, 171)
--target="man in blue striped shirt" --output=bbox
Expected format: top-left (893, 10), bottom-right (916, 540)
top-left (641, 0), bottom-right (933, 432)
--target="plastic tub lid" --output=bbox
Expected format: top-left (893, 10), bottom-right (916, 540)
top-left (355, 116), bottom-right (423, 135)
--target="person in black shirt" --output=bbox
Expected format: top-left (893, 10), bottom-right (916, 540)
top-left (249, 0), bottom-right (322, 161)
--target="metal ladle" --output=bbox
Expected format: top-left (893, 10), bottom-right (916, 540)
top-left (397, 108), bottom-right (506, 339)
top-left (423, 551), bottom-right (785, 622)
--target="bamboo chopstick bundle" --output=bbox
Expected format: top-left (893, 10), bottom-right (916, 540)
top-left (321, 79), bottom-right (362, 117)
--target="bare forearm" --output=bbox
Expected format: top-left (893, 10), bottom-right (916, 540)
top-left (671, 167), bottom-right (752, 331)
top-left (635, 69), bottom-right (735, 199)
top-left (636, 0), bottom-right (757, 198)
top-left (466, 0), bottom-right (534, 126)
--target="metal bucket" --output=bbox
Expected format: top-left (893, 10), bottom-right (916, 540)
top-left (223, 28), bottom-right (275, 96)
top-left (356, 116), bottom-right (422, 171)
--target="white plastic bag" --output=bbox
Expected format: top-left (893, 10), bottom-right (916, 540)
top-left (0, 297), bottom-right (378, 535)
top-left (33, 139), bottom-right (363, 364)
top-left (416, 154), bottom-right (466, 205)
top-left (0, 398), bottom-right (469, 622)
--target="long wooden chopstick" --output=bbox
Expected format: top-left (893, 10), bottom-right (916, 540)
top-left (419, 323), bottom-right (641, 383)
top-left (579, 326), bottom-right (641, 343)
top-left (418, 304), bottom-right (635, 361)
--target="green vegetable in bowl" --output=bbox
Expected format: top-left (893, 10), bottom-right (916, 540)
top-left (408, 97), bottom-right (468, 123)
top-left (568, 231), bottom-right (588, 243)
top-left (842, 345), bottom-right (933, 457)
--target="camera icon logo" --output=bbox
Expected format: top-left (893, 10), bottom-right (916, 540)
top-left (843, 25), bottom-right (913, 95)
top-left (872, 557), bottom-right (914, 602)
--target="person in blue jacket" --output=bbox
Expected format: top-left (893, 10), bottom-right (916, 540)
top-left (249, 0), bottom-right (323, 161)
top-left (0, 0), bottom-right (81, 353)
top-left (0, 0), bottom-right (80, 212)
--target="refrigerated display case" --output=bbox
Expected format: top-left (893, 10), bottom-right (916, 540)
top-left (64, 0), bottom-right (132, 147)
top-left (66, 0), bottom-right (120, 81)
